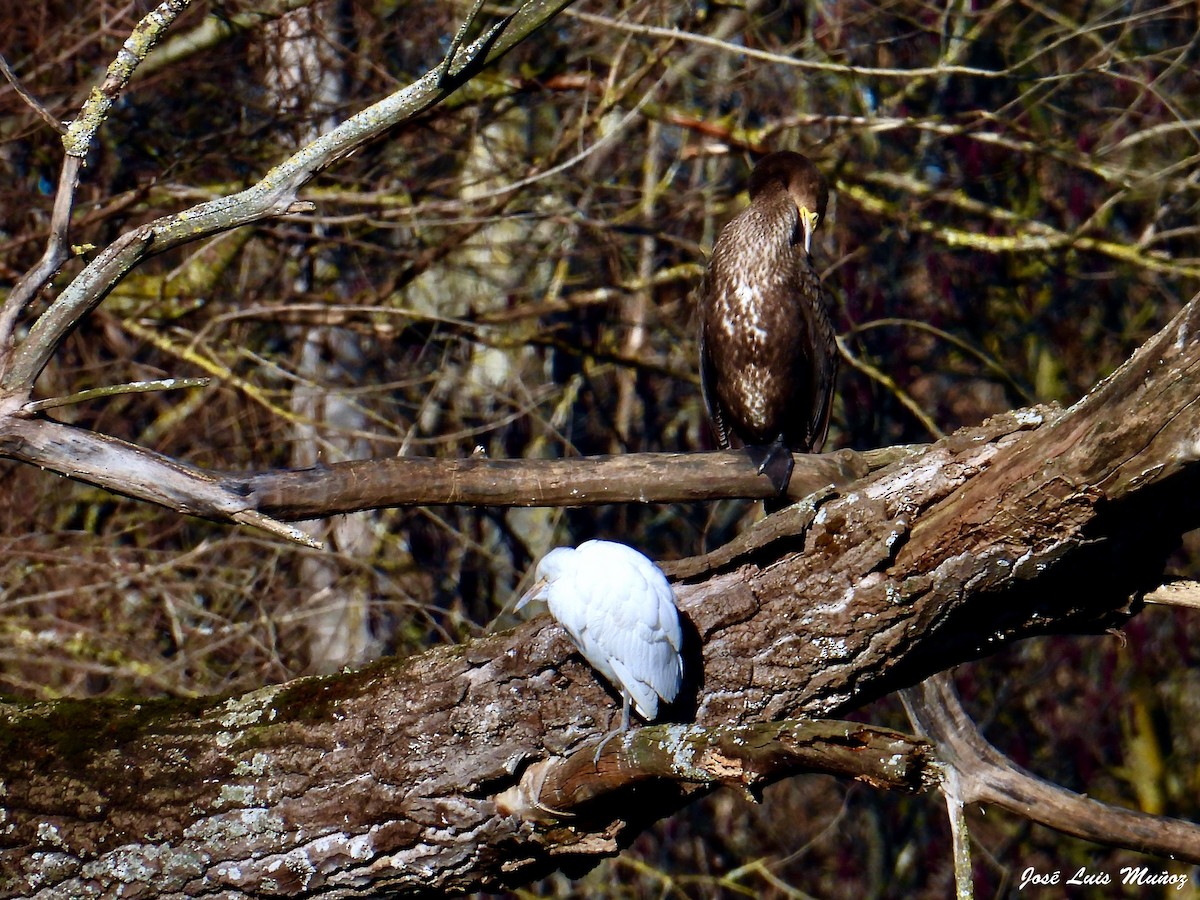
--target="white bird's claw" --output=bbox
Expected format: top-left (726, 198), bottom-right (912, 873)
top-left (591, 727), bottom-right (627, 766)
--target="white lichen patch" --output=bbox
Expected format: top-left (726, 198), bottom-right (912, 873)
top-left (313, 828), bottom-right (375, 861)
top-left (265, 850), bottom-right (316, 891)
top-left (212, 861), bottom-right (245, 884)
top-left (217, 684), bottom-right (283, 730)
top-left (811, 635), bottom-right (850, 660)
top-left (885, 521), bottom-right (908, 550)
top-left (217, 783), bottom-right (258, 808)
top-left (232, 752), bottom-right (272, 778)
top-left (24, 851), bottom-right (80, 889)
top-left (183, 805), bottom-right (287, 844)
top-left (471, 701), bottom-right (505, 733)
top-left (78, 843), bottom-right (197, 884)
top-left (36, 821), bottom-right (66, 848)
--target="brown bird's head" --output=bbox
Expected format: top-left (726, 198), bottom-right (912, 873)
top-left (747, 151), bottom-right (828, 254)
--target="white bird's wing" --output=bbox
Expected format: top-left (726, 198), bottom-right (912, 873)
top-left (609, 656), bottom-right (660, 721)
top-left (577, 542), bottom-right (684, 717)
top-left (547, 573), bottom-right (618, 687)
top-left (605, 543), bottom-right (685, 690)
top-left (536, 541), bottom-right (684, 723)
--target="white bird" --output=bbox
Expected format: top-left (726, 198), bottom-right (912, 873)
top-left (517, 540), bottom-right (684, 731)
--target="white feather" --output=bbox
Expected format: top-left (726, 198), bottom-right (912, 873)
top-left (518, 540), bottom-right (684, 722)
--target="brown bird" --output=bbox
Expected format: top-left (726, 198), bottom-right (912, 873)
top-left (699, 151), bottom-right (838, 495)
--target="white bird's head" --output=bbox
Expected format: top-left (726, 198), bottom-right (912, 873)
top-left (514, 546), bottom-right (574, 612)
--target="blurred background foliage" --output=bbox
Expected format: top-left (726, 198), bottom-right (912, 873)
top-left (2, 0), bottom-right (1200, 895)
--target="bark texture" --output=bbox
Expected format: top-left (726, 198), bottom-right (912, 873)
top-left (2, 295), bottom-right (1200, 897)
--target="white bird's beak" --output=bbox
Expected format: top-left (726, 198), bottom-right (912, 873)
top-left (515, 577), bottom-right (548, 612)
top-left (799, 206), bottom-right (820, 255)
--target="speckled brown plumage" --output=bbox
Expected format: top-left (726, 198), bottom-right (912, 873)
top-left (699, 152), bottom-right (837, 474)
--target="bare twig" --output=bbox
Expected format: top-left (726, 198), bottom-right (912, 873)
top-left (563, 9), bottom-right (1007, 80)
top-left (836, 334), bottom-right (946, 439)
top-left (0, 156), bottom-right (84, 379)
top-left (0, 51), bottom-right (66, 134)
top-left (22, 377), bottom-right (211, 413)
top-left (437, 0), bottom-right (489, 86)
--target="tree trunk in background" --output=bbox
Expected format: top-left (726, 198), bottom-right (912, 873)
top-left (267, 6), bottom-right (381, 671)
top-left (405, 103), bottom-right (569, 574)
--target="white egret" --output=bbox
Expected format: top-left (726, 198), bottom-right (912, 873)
top-left (517, 540), bottom-right (684, 731)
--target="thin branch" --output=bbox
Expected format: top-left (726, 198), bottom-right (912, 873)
top-left (836, 334), bottom-right (946, 438)
top-left (437, 0), bottom-right (489, 86)
top-left (945, 784), bottom-right (974, 900)
top-left (849, 318), bottom-right (1035, 405)
top-left (22, 377), bottom-right (211, 413)
top-left (0, 156), bottom-right (84, 378)
top-left (0, 51), bottom-right (66, 134)
top-left (564, 9), bottom-right (1007, 80)
top-left (840, 175), bottom-right (1200, 279)
top-left (63, 0), bottom-right (194, 160)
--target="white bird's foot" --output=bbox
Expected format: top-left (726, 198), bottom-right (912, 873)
top-left (591, 726), bottom-right (629, 765)
top-left (592, 696), bottom-right (633, 765)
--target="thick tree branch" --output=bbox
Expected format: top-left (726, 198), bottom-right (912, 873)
top-left (496, 719), bottom-right (938, 823)
top-left (0, 409), bottom-right (914, 527)
top-left (2, 295), bottom-right (1200, 896)
top-left (0, 415), bottom-right (320, 549)
top-left (245, 445), bottom-right (918, 515)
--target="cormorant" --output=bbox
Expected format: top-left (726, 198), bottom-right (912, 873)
top-left (699, 150), bottom-right (838, 497)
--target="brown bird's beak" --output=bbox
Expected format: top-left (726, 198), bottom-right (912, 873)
top-left (515, 577), bottom-right (548, 612)
top-left (799, 206), bottom-right (820, 254)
